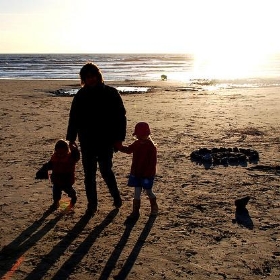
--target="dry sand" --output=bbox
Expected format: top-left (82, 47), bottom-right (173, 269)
top-left (0, 79), bottom-right (279, 279)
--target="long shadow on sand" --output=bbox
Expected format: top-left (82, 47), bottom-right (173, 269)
top-left (113, 215), bottom-right (157, 280)
top-left (28, 209), bottom-right (119, 280)
top-left (98, 217), bottom-right (139, 280)
top-left (0, 208), bottom-right (62, 279)
top-left (52, 212), bottom-right (156, 280)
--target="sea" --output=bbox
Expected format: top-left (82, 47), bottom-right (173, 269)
top-left (1, 53), bottom-right (280, 92)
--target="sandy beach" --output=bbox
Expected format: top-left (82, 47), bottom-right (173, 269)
top-left (0, 79), bottom-right (279, 280)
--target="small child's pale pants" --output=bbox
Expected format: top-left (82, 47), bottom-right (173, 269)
top-left (134, 187), bottom-right (156, 200)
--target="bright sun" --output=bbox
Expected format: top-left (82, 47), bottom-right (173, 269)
top-left (191, 37), bottom-right (274, 80)
top-left (193, 52), bottom-right (266, 79)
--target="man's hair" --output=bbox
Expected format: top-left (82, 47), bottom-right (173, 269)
top-left (79, 62), bottom-right (104, 85)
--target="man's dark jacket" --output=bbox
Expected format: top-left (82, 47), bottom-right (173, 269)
top-left (66, 84), bottom-right (126, 148)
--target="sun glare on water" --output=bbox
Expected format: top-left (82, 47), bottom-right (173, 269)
top-left (192, 49), bottom-right (271, 80)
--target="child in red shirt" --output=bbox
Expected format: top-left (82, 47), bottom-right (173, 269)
top-left (117, 122), bottom-right (158, 219)
top-left (47, 139), bottom-right (80, 210)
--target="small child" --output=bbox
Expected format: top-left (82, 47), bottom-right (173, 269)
top-left (118, 122), bottom-right (158, 219)
top-left (47, 139), bottom-right (80, 210)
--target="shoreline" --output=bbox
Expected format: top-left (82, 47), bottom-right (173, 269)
top-left (1, 78), bottom-right (280, 93)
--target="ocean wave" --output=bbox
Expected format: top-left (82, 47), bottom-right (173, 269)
top-left (1, 53), bottom-right (280, 90)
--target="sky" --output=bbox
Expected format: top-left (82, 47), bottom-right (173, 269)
top-left (1, 0), bottom-right (280, 56)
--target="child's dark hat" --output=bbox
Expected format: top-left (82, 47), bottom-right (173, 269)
top-left (133, 122), bottom-right (151, 137)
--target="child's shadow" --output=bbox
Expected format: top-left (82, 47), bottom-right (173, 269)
top-left (233, 196), bottom-right (254, 230)
top-left (0, 208), bottom-right (61, 278)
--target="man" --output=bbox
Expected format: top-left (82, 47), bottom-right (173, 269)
top-left (66, 62), bottom-right (126, 217)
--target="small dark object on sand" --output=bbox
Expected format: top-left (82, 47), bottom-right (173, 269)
top-left (234, 196), bottom-right (253, 229)
top-left (235, 196), bottom-right (250, 210)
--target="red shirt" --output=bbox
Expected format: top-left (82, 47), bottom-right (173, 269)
top-left (120, 139), bottom-right (157, 178)
top-left (50, 147), bottom-right (80, 187)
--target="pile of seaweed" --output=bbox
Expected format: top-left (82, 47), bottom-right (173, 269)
top-left (190, 147), bottom-right (259, 167)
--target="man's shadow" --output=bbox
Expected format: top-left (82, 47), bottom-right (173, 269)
top-left (26, 209), bottom-right (119, 280)
top-left (233, 196), bottom-right (254, 230)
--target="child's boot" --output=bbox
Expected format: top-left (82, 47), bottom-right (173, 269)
top-left (127, 199), bottom-right (140, 219)
top-left (150, 197), bottom-right (158, 216)
top-left (69, 196), bottom-right (77, 208)
top-left (49, 200), bottom-right (59, 211)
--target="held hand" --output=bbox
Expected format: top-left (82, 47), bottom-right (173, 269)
top-left (114, 141), bottom-right (123, 152)
top-left (69, 141), bottom-right (77, 149)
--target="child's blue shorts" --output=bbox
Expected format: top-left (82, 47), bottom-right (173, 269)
top-left (127, 175), bottom-right (154, 189)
